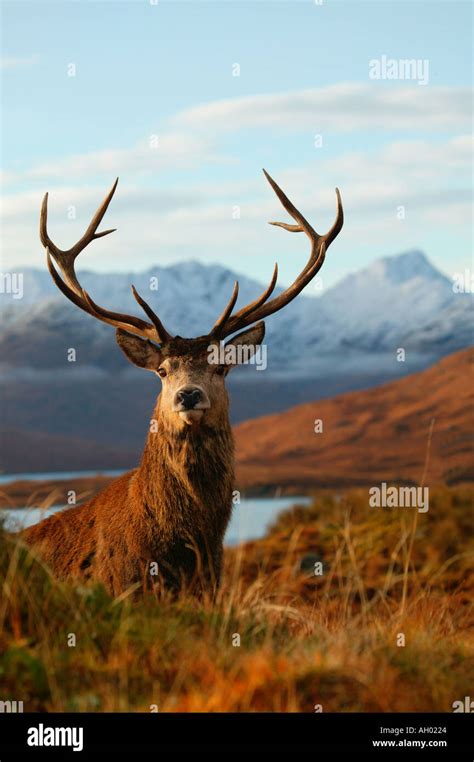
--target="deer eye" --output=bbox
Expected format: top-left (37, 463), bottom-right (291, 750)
top-left (157, 367), bottom-right (167, 378)
top-left (215, 365), bottom-right (226, 376)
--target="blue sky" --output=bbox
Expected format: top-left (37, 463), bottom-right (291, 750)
top-left (1, 0), bottom-right (472, 289)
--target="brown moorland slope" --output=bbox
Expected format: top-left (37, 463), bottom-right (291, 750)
top-left (1, 348), bottom-right (472, 508)
top-left (235, 348), bottom-right (473, 493)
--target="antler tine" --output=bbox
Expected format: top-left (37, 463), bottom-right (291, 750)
top-left (210, 170), bottom-right (343, 340)
top-left (264, 172), bottom-right (343, 246)
top-left (40, 178), bottom-right (119, 294)
top-left (224, 262), bottom-right (278, 327)
top-left (264, 169), bottom-right (333, 280)
top-left (210, 260), bottom-right (279, 338)
top-left (209, 281), bottom-right (239, 337)
top-left (263, 168), bottom-right (317, 238)
top-left (325, 187), bottom-right (344, 247)
top-left (131, 285), bottom-right (172, 344)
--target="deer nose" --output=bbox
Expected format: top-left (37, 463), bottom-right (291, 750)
top-left (175, 387), bottom-right (203, 410)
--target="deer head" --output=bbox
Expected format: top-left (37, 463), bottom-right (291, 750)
top-left (40, 171), bottom-right (343, 432)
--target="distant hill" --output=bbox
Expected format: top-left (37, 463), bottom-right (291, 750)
top-left (235, 348), bottom-right (474, 492)
top-left (1, 349), bottom-right (471, 492)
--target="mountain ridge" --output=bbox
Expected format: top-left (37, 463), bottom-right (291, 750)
top-left (1, 250), bottom-right (470, 378)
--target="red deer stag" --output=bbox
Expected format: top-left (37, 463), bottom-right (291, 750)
top-left (21, 171), bottom-right (343, 597)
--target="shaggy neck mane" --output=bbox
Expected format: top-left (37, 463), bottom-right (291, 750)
top-left (133, 396), bottom-right (235, 540)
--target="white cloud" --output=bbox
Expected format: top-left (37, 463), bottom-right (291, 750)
top-left (9, 132), bottom-right (232, 186)
top-left (279, 135), bottom-right (473, 210)
top-left (3, 83), bottom-right (471, 190)
top-left (171, 83), bottom-right (471, 134)
top-left (1, 134), bottom-right (470, 286)
top-left (1, 84), bottom-right (471, 284)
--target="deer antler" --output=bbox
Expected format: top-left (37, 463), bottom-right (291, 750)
top-left (209, 169), bottom-right (343, 339)
top-left (42, 172), bottom-right (342, 346)
top-left (41, 180), bottom-right (172, 344)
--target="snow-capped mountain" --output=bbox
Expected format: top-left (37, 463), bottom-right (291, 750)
top-left (0, 261), bottom-right (300, 372)
top-left (0, 251), bottom-right (471, 377)
top-left (298, 250), bottom-right (464, 352)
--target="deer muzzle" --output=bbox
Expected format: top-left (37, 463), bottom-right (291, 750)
top-left (173, 386), bottom-right (211, 425)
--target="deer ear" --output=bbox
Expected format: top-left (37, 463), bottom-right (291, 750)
top-left (115, 329), bottom-right (163, 371)
top-left (223, 321), bottom-right (265, 369)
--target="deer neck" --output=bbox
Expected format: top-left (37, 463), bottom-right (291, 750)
top-left (134, 397), bottom-right (235, 537)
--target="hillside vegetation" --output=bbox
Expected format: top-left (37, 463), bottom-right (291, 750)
top-left (1, 486), bottom-right (472, 711)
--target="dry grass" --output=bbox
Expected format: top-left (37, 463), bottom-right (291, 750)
top-left (0, 486), bottom-right (473, 712)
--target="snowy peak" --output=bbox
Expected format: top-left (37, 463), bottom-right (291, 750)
top-left (334, 250), bottom-right (449, 295)
top-left (367, 250), bottom-right (447, 285)
top-left (297, 250), bottom-right (468, 358)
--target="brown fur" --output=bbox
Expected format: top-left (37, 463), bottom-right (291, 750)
top-left (20, 337), bottom-right (239, 597)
